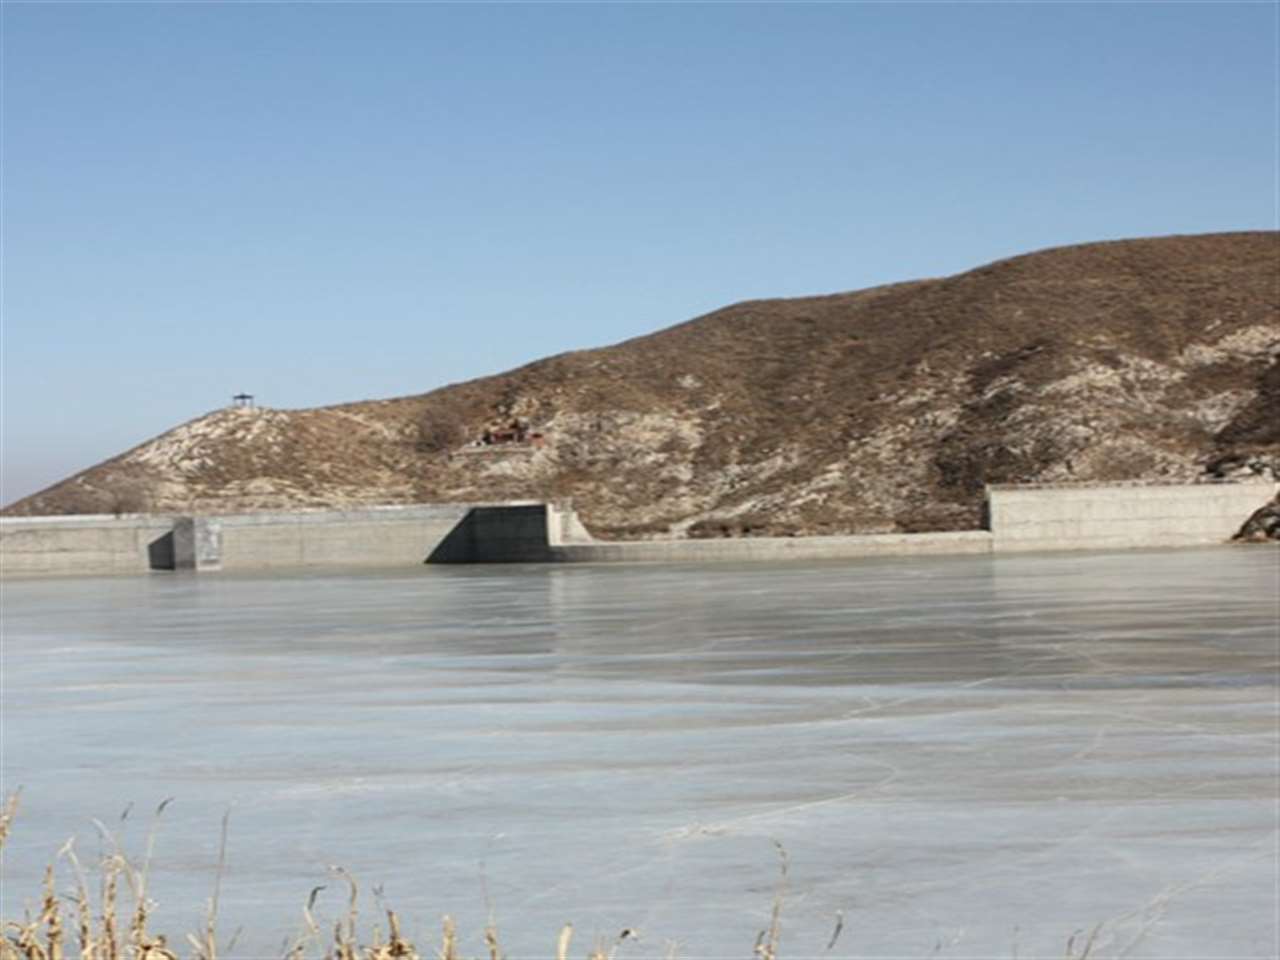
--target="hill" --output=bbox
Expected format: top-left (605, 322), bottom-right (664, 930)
top-left (7, 231), bottom-right (1278, 538)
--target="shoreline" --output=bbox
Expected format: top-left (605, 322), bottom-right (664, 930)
top-left (0, 479), bottom-right (1275, 578)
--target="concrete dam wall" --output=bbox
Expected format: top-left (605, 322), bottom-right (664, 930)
top-left (1, 481), bottom-right (1274, 577)
top-left (183, 504), bottom-right (475, 571)
top-left (0, 514), bottom-right (179, 577)
top-left (0, 505), bottom-right (473, 576)
top-left (986, 480), bottom-right (1277, 552)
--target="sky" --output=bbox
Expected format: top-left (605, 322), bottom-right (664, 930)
top-left (2, 2), bottom-right (1276, 505)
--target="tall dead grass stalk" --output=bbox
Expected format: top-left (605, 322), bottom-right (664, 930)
top-left (553, 923), bottom-right (572, 960)
top-left (0, 791), bottom-right (21, 854)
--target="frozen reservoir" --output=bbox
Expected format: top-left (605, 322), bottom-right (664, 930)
top-left (1, 548), bottom-right (1276, 958)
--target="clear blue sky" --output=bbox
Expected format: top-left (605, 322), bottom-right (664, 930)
top-left (2, 2), bottom-right (1276, 504)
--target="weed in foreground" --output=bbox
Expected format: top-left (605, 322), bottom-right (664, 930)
top-left (2, 794), bottom-right (1112, 960)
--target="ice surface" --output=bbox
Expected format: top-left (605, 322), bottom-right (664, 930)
top-left (1, 548), bottom-right (1277, 958)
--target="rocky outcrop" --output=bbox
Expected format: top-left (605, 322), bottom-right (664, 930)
top-left (1205, 453), bottom-right (1279, 483)
top-left (1233, 496), bottom-right (1280, 542)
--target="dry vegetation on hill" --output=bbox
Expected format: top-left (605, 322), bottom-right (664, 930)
top-left (7, 232), bottom-right (1278, 537)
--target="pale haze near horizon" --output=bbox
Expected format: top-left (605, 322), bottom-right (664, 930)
top-left (2, 3), bottom-right (1276, 506)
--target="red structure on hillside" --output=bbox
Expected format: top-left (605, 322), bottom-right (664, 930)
top-left (480, 418), bottom-right (545, 447)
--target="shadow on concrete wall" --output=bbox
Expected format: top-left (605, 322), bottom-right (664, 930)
top-left (425, 505), bottom-right (554, 563)
top-left (148, 531), bottom-right (175, 570)
top-left (425, 510), bottom-right (476, 563)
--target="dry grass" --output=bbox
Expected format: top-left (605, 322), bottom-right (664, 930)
top-left (1, 795), bottom-right (1108, 960)
top-left (1, 820), bottom-right (435, 960)
top-left (0, 791), bottom-right (20, 851)
top-left (0, 796), bottom-right (633, 960)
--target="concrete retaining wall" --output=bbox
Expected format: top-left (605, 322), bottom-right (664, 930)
top-left (3, 481), bottom-right (1274, 577)
top-left (209, 505), bottom-right (473, 571)
top-left (0, 514), bottom-right (177, 577)
top-left (987, 480), bottom-right (1276, 553)
top-left (0, 505), bottom-right (475, 577)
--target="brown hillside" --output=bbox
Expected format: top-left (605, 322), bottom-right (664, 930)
top-left (7, 231), bottom-right (1278, 537)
